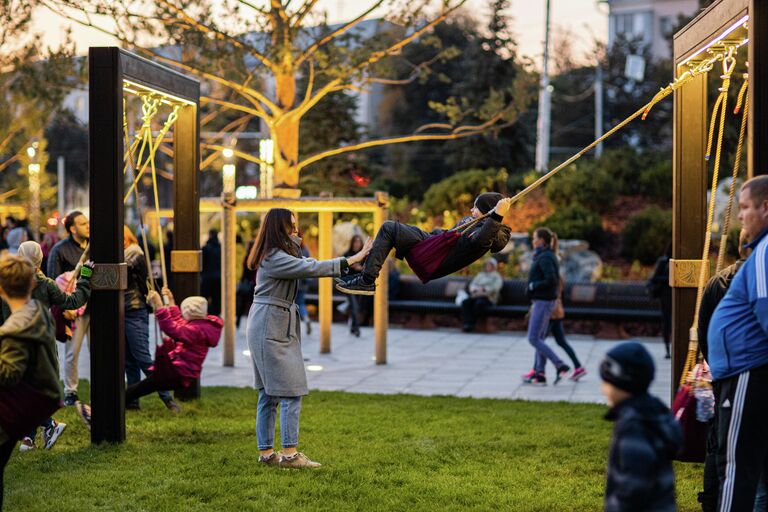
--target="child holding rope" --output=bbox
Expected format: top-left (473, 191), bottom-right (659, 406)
top-left (336, 193), bottom-right (512, 295)
top-left (77, 287), bottom-right (222, 428)
top-left (1, 242), bottom-right (93, 451)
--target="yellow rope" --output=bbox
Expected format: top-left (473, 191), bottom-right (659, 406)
top-left (452, 48), bottom-right (732, 235)
top-left (716, 77), bottom-right (748, 272)
top-left (122, 93), bottom-right (181, 292)
top-left (680, 47), bottom-right (738, 387)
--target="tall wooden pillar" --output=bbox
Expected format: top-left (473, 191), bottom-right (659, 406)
top-left (373, 207), bottom-right (388, 364)
top-left (671, 73), bottom-right (708, 395)
top-left (318, 211), bottom-right (333, 353)
top-left (171, 91), bottom-right (202, 399)
top-left (89, 47), bottom-right (126, 443)
top-left (750, 0), bottom-right (768, 178)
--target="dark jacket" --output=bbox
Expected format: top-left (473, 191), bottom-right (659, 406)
top-left (124, 244), bottom-right (148, 312)
top-left (697, 260), bottom-right (743, 361)
top-left (527, 247), bottom-right (559, 300)
top-left (431, 213), bottom-right (511, 280)
top-left (0, 300), bottom-right (62, 443)
top-left (46, 235), bottom-right (86, 278)
top-left (201, 238), bottom-right (222, 278)
top-left (647, 256), bottom-right (671, 300)
top-left (604, 394), bottom-right (682, 512)
top-left (0, 270), bottom-right (91, 324)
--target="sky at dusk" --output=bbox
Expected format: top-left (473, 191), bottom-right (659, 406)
top-left (30, 0), bottom-right (608, 66)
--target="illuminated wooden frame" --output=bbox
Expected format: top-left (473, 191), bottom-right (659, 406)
top-left (144, 193), bottom-right (391, 365)
top-left (671, 0), bottom-right (767, 393)
top-left (89, 47), bottom-right (200, 443)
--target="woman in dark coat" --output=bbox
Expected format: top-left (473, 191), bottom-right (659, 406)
top-left (245, 208), bottom-right (371, 469)
top-left (522, 227), bottom-right (570, 385)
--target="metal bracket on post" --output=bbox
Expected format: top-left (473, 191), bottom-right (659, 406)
top-left (171, 250), bottom-right (202, 272)
top-left (669, 259), bottom-right (709, 288)
top-left (90, 263), bottom-right (128, 290)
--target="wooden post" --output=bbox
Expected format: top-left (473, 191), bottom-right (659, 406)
top-left (221, 204), bottom-right (236, 366)
top-left (750, 0), bottom-right (768, 179)
top-left (671, 72), bottom-right (707, 396)
top-left (373, 208), bottom-right (388, 364)
top-left (318, 211), bottom-right (333, 353)
top-left (89, 47), bottom-right (126, 443)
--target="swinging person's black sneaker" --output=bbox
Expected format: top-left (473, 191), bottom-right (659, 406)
top-left (335, 275), bottom-right (375, 296)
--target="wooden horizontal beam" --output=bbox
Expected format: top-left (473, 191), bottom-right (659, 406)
top-left (118, 48), bottom-right (199, 102)
top-left (674, 0), bottom-right (748, 64)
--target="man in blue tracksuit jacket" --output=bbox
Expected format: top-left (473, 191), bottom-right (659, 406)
top-left (707, 175), bottom-right (768, 512)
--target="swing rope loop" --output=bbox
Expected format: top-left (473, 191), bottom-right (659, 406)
top-left (122, 93), bottom-right (182, 294)
top-left (681, 45), bottom-right (740, 388)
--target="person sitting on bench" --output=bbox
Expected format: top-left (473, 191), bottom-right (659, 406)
top-left (336, 192), bottom-right (512, 296)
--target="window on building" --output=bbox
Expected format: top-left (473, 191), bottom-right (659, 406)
top-left (659, 16), bottom-right (674, 37)
top-left (615, 13), bottom-right (635, 36)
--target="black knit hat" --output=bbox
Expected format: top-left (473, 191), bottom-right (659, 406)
top-left (474, 192), bottom-right (503, 215)
top-left (599, 342), bottom-right (655, 394)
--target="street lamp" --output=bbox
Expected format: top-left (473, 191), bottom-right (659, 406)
top-left (221, 144), bottom-right (237, 367)
top-left (28, 141), bottom-right (40, 241)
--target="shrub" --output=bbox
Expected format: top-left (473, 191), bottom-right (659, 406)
top-left (636, 159), bottom-right (672, 203)
top-left (622, 206), bottom-right (672, 264)
top-left (545, 160), bottom-right (618, 214)
top-left (422, 168), bottom-right (508, 216)
top-left (534, 204), bottom-right (604, 249)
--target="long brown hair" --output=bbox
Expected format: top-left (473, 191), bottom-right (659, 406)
top-left (534, 227), bottom-right (558, 255)
top-left (246, 208), bottom-right (298, 270)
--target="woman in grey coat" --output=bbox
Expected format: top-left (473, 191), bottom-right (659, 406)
top-left (246, 208), bottom-right (371, 469)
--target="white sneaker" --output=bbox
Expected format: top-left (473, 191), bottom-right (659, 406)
top-left (42, 421), bottom-right (67, 450)
top-left (19, 437), bottom-right (36, 452)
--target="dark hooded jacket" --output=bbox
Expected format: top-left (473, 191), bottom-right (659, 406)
top-left (527, 246), bottom-right (559, 300)
top-left (604, 394), bottom-right (682, 512)
top-left (0, 300), bottom-right (62, 443)
top-left (430, 213), bottom-right (511, 280)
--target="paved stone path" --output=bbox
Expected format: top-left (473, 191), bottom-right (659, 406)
top-left (61, 319), bottom-right (673, 405)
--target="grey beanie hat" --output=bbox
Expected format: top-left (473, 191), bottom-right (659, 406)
top-left (180, 296), bottom-right (209, 320)
top-left (18, 241), bottom-right (43, 269)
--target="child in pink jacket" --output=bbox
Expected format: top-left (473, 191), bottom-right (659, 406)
top-left (78, 288), bottom-right (222, 425)
top-left (129, 288), bottom-right (223, 406)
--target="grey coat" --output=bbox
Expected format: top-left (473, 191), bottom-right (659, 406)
top-left (246, 248), bottom-right (344, 396)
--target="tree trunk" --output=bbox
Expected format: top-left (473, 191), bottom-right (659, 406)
top-left (272, 67), bottom-right (301, 197)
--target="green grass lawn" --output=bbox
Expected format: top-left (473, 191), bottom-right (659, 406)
top-left (6, 387), bottom-right (703, 511)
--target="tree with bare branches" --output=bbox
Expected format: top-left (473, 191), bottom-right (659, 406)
top-left (0, 0), bottom-right (78, 212)
top-left (43, 0), bottom-right (535, 197)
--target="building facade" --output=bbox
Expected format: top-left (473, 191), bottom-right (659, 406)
top-left (605, 0), bottom-right (700, 59)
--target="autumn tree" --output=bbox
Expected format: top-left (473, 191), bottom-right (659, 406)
top-left (0, 0), bottom-right (78, 217)
top-left (43, 0), bottom-right (535, 197)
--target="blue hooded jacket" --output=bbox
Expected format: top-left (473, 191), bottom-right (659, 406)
top-left (707, 227), bottom-right (768, 380)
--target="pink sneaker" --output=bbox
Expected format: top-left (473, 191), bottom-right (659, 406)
top-left (570, 367), bottom-right (587, 381)
top-left (522, 369), bottom-right (536, 380)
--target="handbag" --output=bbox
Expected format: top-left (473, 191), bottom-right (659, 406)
top-left (672, 383), bottom-right (707, 462)
top-left (551, 298), bottom-right (565, 320)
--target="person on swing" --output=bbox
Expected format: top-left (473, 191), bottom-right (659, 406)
top-left (336, 192), bottom-right (513, 295)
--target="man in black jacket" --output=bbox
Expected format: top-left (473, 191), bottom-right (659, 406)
top-left (47, 210), bottom-right (89, 405)
top-left (336, 193), bottom-right (512, 295)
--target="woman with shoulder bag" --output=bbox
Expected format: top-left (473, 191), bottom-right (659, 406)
top-left (522, 228), bottom-right (571, 386)
top-left (245, 209), bottom-right (371, 469)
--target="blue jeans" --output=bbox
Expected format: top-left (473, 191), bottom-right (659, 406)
top-left (755, 472), bottom-right (767, 512)
top-left (528, 300), bottom-right (564, 374)
top-left (256, 389), bottom-right (301, 450)
top-left (125, 308), bottom-right (172, 403)
top-left (295, 289), bottom-right (308, 320)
